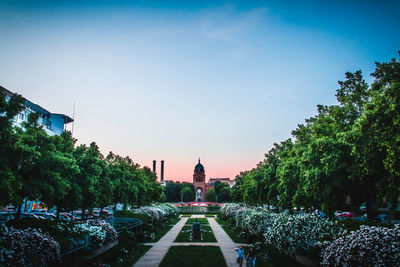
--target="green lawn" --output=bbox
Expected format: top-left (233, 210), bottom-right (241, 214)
top-left (205, 214), bottom-right (215, 218)
top-left (215, 218), bottom-right (248, 244)
top-left (174, 225), bottom-right (217, 242)
top-left (81, 244), bottom-right (151, 267)
top-left (160, 246), bottom-right (226, 267)
top-left (150, 217), bottom-right (181, 242)
top-left (186, 218), bottom-right (209, 225)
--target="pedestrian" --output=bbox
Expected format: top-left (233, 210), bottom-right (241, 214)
top-left (235, 245), bottom-right (244, 267)
top-left (246, 247), bottom-right (256, 267)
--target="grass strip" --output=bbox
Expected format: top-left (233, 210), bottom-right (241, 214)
top-left (150, 217), bottom-right (181, 242)
top-left (185, 218), bottom-right (209, 225)
top-left (215, 218), bottom-right (248, 244)
top-left (82, 244), bottom-right (151, 267)
top-left (174, 225), bottom-right (217, 242)
top-left (160, 246), bottom-right (226, 267)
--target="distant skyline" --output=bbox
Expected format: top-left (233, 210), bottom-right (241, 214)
top-left (1, 0), bottom-right (399, 182)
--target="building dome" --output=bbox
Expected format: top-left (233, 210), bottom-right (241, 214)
top-left (194, 159), bottom-right (204, 172)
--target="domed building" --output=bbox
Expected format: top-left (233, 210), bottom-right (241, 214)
top-left (193, 159), bottom-right (213, 202)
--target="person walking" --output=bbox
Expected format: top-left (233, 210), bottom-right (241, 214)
top-left (246, 247), bottom-right (256, 267)
top-left (235, 245), bottom-right (245, 267)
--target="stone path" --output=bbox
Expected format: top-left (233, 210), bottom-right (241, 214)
top-left (133, 217), bottom-right (188, 267)
top-left (208, 217), bottom-right (239, 266)
top-left (134, 215), bottom-right (241, 267)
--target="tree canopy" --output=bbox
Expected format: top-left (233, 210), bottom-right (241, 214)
top-left (232, 54), bottom-right (400, 218)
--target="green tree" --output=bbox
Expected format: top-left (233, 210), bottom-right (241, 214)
top-left (181, 185), bottom-right (195, 202)
top-left (0, 90), bottom-right (24, 205)
top-left (165, 181), bottom-right (182, 202)
top-left (73, 142), bottom-right (104, 217)
top-left (206, 187), bottom-right (216, 202)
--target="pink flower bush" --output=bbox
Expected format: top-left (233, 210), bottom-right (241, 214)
top-left (0, 227), bottom-right (61, 266)
top-left (320, 225), bottom-right (400, 266)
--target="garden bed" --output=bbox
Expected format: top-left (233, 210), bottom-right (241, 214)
top-left (185, 218), bottom-right (209, 225)
top-left (174, 225), bottom-right (217, 242)
top-left (215, 218), bottom-right (248, 244)
top-left (149, 217), bottom-right (181, 242)
top-left (160, 246), bottom-right (226, 267)
top-left (81, 244), bottom-right (151, 266)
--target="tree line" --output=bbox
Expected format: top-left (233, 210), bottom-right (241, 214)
top-left (164, 180), bottom-right (231, 202)
top-left (0, 91), bottom-right (162, 218)
top-left (231, 54), bottom-right (400, 218)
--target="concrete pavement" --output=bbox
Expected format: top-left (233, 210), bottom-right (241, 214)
top-left (134, 215), bottom-right (242, 267)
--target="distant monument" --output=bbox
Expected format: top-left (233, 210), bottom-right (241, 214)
top-left (192, 159), bottom-right (212, 202)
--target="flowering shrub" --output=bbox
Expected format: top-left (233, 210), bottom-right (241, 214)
top-left (320, 225), bottom-right (400, 266)
top-left (221, 203), bottom-right (241, 218)
top-left (263, 213), bottom-right (342, 254)
top-left (132, 204), bottom-right (178, 224)
top-left (0, 226), bottom-right (61, 266)
top-left (236, 207), bottom-right (275, 237)
top-left (222, 204), bottom-right (342, 255)
top-left (57, 219), bottom-right (117, 248)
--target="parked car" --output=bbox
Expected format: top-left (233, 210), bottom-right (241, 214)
top-left (375, 214), bottom-right (388, 223)
top-left (336, 211), bottom-right (357, 219)
top-left (0, 212), bottom-right (15, 222)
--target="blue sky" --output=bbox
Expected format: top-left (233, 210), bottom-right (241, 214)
top-left (1, 0), bottom-right (399, 182)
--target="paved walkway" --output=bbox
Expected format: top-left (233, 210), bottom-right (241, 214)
top-left (208, 217), bottom-right (239, 266)
top-left (134, 215), bottom-right (241, 267)
top-left (133, 217), bottom-right (188, 267)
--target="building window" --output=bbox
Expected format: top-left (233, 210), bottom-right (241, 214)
top-left (19, 113), bottom-right (24, 120)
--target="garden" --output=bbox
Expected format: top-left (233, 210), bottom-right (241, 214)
top-left (219, 204), bottom-right (400, 267)
top-left (174, 218), bottom-right (216, 242)
top-left (0, 204), bottom-right (179, 266)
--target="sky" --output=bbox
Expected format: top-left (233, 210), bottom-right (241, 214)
top-left (0, 0), bottom-right (399, 183)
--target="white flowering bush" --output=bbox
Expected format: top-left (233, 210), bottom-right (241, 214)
top-left (133, 207), bottom-right (163, 223)
top-left (157, 203), bottom-right (178, 216)
top-left (221, 203), bottom-right (241, 218)
top-left (0, 226), bottom-right (61, 266)
top-left (57, 219), bottom-right (117, 248)
top-left (263, 213), bottom-right (342, 254)
top-left (132, 204), bottom-right (178, 224)
top-left (320, 224), bottom-right (400, 267)
top-left (222, 204), bottom-right (342, 256)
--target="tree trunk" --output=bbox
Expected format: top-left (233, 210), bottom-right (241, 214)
top-left (56, 208), bottom-right (61, 219)
top-left (15, 202), bottom-right (22, 220)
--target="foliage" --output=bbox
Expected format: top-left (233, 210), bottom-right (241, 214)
top-left (115, 210), bottom-right (152, 225)
top-left (131, 204), bottom-right (178, 224)
top-left (319, 224), bottom-right (400, 266)
top-left (263, 213), bottom-right (342, 255)
top-left (231, 54), bottom-right (400, 218)
top-left (214, 181), bottom-right (231, 202)
top-left (0, 226), bottom-right (61, 266)
top-left (86, 244), bottom-right (151, 267)
top-left (174, 225), bottom-right (217, 242)
top-left (118, 230), bottom-right (136, 249)
top-left (205, 187), bottom-right (216, 202)
top-left (185, 218), bottom-right (209, 225)
top-left (0, 90), bottom-right (162, 213)
top-left (222, 204), bottom-right (343, 255)
top-left (0, 90), bottom-right (24, 205)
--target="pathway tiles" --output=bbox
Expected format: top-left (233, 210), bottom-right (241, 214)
top-left (135, 215), bottom-right (240, 267)
top-left (133, 217), bottom-right (188, 267)
top-left (208, 217), bottom-right (239, 267)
